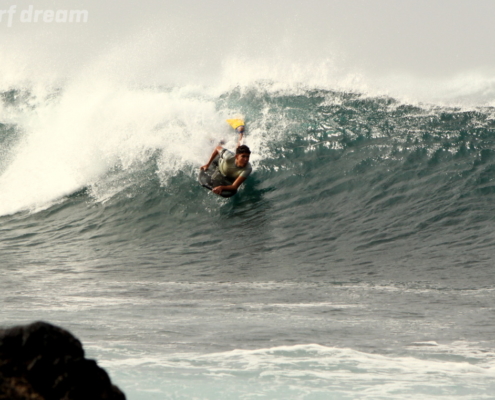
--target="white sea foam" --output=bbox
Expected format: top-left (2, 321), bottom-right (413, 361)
top-left (89, 343), bottom-right (495, 400)
top-left (0, 81), bottom-right (229, 215)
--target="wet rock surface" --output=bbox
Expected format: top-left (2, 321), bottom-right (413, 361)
top-left (0, 321), bottom-right (125, 400)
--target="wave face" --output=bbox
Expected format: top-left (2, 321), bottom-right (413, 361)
top-left (3, 83), bottom-right (495, 399)
top-left (2, 84), bottom-right (495, 285)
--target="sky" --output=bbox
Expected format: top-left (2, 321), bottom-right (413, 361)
top-left (0, 0), bottom-right (494, 102)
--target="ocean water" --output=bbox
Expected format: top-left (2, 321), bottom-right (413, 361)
top-left (1, 79), bottom-right (495, 399)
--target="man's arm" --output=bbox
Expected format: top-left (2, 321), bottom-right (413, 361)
top-left (200, 145), bottom-right (223, 171)
top-left (212, 175), bottom-right (247, 195)
top-left (236, 133), bottom-right (244, 148)
top-left (236, 126), bottom-right (245, 148)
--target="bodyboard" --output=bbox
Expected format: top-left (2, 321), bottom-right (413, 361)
top-left (198, 165), bottom-right (237, 198)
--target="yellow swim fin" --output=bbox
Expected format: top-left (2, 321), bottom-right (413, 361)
top-left (226, 119), bottom-right (245, 130)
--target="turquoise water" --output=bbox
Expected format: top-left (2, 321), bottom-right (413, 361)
top-left (2, 84), bottom-right (495, 399)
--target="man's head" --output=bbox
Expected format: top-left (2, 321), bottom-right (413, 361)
top-left (235, 145), bottom-right (251, 168)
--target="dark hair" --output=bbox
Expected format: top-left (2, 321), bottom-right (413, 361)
top-left (236, 145), bottom-right (251, 155)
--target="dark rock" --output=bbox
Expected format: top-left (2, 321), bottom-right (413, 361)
top-left (0, 321), bottom-right (125, 400)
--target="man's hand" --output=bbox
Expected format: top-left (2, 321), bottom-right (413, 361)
top-left (200, 164), bottom-right (209, 171)
top-left (212, 186), bottom-right (223, 194)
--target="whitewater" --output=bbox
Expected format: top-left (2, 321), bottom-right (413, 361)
top-left (3, 1), bottom-right (495, 399)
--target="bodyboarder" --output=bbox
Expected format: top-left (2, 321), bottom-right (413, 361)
top-left (200, 145), bottom-right (252, 195)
